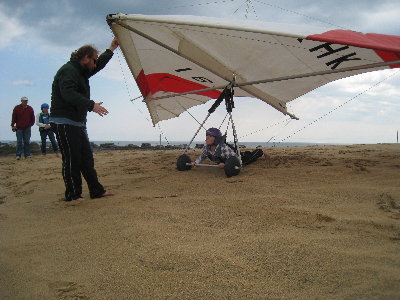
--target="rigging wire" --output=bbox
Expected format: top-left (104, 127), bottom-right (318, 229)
top-left (166, 93), bottom-right (211, 132)
top-left (114, 47), bottom-right (133, 101)
top-left (266, 117), bottom-right (292, 145)
top-left (113, 38), bottom-right (171, 144)
top-left (183, 106), bottom-right (207, 130)
top-left (216, 112), bottom-right (231, 139)
top-left (218, 112), bottom-right (229, 131)
top-left (245, 0), bottom-right (250, 19)
top-left (225, 116), bottom-right (232, 137)
top-left (114, 46), bottom-right (151, 123)
top-left (232, 5), bottom-right (243, 15)
top-left (233, 0), bottom-right (258, 19)
top-left (239, 116), bottom-right (291, 140)
top-left (130, 95), bottom-right (143, 102)
top-left (158, 0), bottom-right (346, 30)
top-left (248, 0), bottom-right (259, 20)
top-left (157, 123), bottom-right (170, 145)
top-left (153, 0), bottom-right (346, 31)
top-left (277, 70), bottom-right (400, 144)
top-left (154, 0), bottom-right (237, 12)
top-left (252, 0), bottom-right (349, 30)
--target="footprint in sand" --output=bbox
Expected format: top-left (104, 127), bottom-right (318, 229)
top-left (378, 193), bottom-right (400, 219)
top-left (378, 193), bottom-right (400, 211)
top-left (48, 281), bottom-right (89, 300)
top-left (13, 188), bottom-right (34, 197)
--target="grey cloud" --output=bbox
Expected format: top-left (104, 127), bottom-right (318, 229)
top-left (1, 0), bottom-right (190, 47)
top-left (11, 80), bottom-right (34, 86)
top-left (0, 0), bottom-right (398, 49)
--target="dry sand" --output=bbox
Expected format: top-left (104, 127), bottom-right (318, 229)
top-left (0, 144), bottom-right (399, 299)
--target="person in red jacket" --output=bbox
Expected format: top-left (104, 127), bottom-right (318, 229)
top-left (11, 96), bottom-right (35, 160)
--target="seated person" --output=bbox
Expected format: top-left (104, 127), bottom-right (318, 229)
top-left (193, 127), bottom-right (264, 168)
top-left (192, 127), bottom-right (236, 169)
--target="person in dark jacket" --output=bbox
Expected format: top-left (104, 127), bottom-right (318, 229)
top-left (50, 37), bottom-right (119, 201)
top-left (11, 96), bottom-right (35, 160)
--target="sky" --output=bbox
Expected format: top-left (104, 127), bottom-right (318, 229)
top-left (1, 0), bottom-right (399, 145)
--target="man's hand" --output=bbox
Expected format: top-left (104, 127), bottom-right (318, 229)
top-left (44, 124), bottom-right (51, 130)
top-left (92, 102), bottom-right (109, 117)
top-left (11, 126), bottom-right (17, 132)
top-left (218, 163), bottom-right (225, 169)
top-left (109, 37), bottom-right (119, 51)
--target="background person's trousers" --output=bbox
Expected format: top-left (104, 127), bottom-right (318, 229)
top-left (40, 129), bottom-right (58, 154)
top-left (15, 127), bottom-right (31, 157)
top-left (51, 123), bottom-right (105, 201)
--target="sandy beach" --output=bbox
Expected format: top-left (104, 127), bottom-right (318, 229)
top-left (1, 144), bottom-right (399, 299)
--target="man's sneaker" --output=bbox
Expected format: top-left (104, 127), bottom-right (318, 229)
top-left (16, 156), bottom-right (20, 160)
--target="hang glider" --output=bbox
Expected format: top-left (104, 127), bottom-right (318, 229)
top-left (107, 14), bottom-right (400, 125)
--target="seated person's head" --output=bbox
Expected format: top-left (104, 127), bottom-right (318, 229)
top-left (206, 128), bottom-right (222, 145)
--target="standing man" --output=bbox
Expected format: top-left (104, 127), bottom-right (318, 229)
top-left (36, 103), bottom-right (59, 156)
top-left (50, 38), bottom-right (119, 201)
top-left (11, 96), bottom-right (35, 160)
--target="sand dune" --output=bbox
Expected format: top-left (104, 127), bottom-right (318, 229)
top-left (1, 144), bottom-right (399, 299)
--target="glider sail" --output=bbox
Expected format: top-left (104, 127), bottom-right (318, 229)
top-left (107, 14), bottom-right (400, 125)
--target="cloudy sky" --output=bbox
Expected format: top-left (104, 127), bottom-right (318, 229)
top-left (1, 0), bottom-right (399, 144)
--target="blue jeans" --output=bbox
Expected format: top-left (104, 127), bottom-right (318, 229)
top-left (16, 127), bottom-right (31, 157)
top-left (40, 129), bottom-right (59, 154)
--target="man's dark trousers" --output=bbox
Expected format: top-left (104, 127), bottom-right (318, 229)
top-left (51, 123), bottom-right (105, 201)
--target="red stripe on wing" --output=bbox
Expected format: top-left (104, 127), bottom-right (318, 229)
top-left (373, 50), bottom-right (400, 68)
top-left (307, 30), bottom-right (400, 68)
top-left (136, 70), bottom-right (221, 99)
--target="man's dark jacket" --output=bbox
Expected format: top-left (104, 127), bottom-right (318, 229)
top-left (50, 49), bottom-right (113, 122)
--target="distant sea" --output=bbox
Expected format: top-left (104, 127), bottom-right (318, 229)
top-left (1, 140), bottom-right (344, 148)
top-left (90, 141), bottom-right (343, 148)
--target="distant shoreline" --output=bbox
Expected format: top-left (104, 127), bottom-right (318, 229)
top-left (1, 140), bottom-right (346, 148)
top-left (0, 140), bottom-right (348, 156)
top-left (3, 139), bottom-right (393, 158)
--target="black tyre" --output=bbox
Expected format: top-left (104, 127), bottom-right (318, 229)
top-left (224, 156), bottom-right (241, 177)
top-left (176, 154), bottom-right (192, 171)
